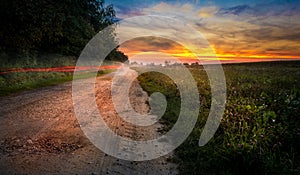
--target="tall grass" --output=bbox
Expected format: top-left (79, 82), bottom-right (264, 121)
top-left (0, 52), bottom-right (114, 96)
top-left (0, 52), bottom-right (76, 68)
top-left (137, 61), bottom-right (300, 175)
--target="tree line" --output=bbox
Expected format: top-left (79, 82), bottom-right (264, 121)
top-left (0, 0), bottom-right (127, 62)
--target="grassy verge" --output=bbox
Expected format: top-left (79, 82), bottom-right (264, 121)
top-left (137, 61), bottom-right (300, 175)
top-left (0, 70), bottom-right (114, 96)
top-left (0, 52), bottom-right (116, 96)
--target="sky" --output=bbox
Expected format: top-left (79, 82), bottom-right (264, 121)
top-left (106, 0), bottom-right (300, 63)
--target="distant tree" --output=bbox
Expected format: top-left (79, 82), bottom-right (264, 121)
top-left (191, 62), bottom-right (200, 67)
top-left (164, 60), bottom-right (170, 66)
top-left (130, 61), bottom-right (138, 65)
top-left (183, 63), bottom-right (190, 67)
top-left (105, 47), bottom-right (128, 62)
top-left (171, 62), bottom-right (182, 67)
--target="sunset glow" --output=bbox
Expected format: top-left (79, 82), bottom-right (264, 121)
top-left (109, 0), bottom-right (300, 63)
top-left (120, 40), bottom-right (300, 64)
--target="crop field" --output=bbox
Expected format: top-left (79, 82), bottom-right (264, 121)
top-left (137, 61), bottom-right (300, 175)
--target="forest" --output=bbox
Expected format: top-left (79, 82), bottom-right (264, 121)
top-left (0, 0), bottom-right (127, 60)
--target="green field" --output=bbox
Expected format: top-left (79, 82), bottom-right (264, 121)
top-left (137, 61), bottom-right (300, 175)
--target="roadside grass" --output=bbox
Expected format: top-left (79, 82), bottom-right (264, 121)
top-left (137, 61), bottom-right (300, 175)
top-left (0, 52), bottom-right (77, 68)
top-left (0, 70), bottom-right (113, 96)
top-left (0, 52), bottom-right (116, 96)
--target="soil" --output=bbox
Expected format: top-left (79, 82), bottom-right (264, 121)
top-left (0, 68), bottom-right (177, 175)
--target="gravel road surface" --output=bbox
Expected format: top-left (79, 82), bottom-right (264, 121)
top-left (0, 68), bottom-right (177, 175)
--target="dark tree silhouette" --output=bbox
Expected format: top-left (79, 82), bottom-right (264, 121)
top-left (0, 0), bottom-right (127, 62)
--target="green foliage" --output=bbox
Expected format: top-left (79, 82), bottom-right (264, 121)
top-left (137, 71), bottom-right (180, 130)
top-left (0, 53), bottom-right (117, 96)
top-left (137, 61), bottom-right (300, 175)
top-left (0, 52), bottom-right (77, 68)
top-left (0, 68), bottom-right (113, 96)
top-left (0, 0), bottom-right (127, 61)
top-left (106, 47), bottom-right (130, 63)
top-left (0, 72), bottom-right (73, 96)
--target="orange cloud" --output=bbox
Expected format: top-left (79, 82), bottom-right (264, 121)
top-left (119, 36), bottom-right (200, 62)
top-left (132, 2), bottom-right (300, 63)
top-left (119, 36), bottom-right (300, 64)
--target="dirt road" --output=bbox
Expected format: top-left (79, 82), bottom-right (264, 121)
top-left (0, 69), bottom-right (177, 174)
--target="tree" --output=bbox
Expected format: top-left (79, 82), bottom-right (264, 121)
top-left (106, 47), bottom-right (129, 63)
top-left (0, 0), bottom-right (127, 62)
